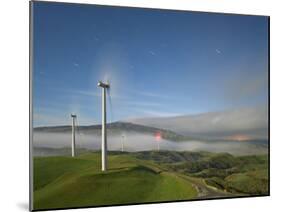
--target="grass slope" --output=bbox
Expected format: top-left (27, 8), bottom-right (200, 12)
top-left (33, 152), bottom-right (197, 210)
top-left (133, 151), bottom-right (269, 195)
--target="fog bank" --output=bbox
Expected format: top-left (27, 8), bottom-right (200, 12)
top-left (33, 132), bottom-right (267, 156)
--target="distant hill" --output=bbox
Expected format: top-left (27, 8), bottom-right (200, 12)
top-left (34, 121), bottom-right (268, 145)
top-left (34, 122), bottom-right (191, 141)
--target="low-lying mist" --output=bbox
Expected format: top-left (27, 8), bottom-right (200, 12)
top-left (33, 131), bottom-right (268, 156)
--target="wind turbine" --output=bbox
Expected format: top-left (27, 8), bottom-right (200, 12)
top-left (97, 81), bottom-right (110, 171)
top-left (71, 114), bottom-right (77, 157)
top-left (121, 133), bottom-right (125, 152)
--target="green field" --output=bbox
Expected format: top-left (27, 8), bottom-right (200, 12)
top-left (33, 151), bottom-right (268, 210)
top-left (34, 152), bottom-right (198, 210)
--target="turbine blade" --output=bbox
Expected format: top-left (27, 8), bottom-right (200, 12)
top-left (107, 85), bottom-right (114, 124)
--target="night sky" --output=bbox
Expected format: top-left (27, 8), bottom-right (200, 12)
top-left (32, 2), bottom-right (268, 126)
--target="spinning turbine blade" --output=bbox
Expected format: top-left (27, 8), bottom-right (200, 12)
top-left (107, 83), bottom-right (114, 124)
top-left (75, 116), bottom-right (84, 149)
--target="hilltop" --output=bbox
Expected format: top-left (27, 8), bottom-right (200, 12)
top-left (33, 151), bottom-right (199, 210)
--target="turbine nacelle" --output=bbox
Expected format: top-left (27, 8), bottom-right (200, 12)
top-left (71, 114), bottom-right (77, 118)
top-left (97, 81), bottom-right (110, 88)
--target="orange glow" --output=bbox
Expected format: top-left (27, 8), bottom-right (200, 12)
top-left (155, 132), bottom-right (162, 141)
top-left (225, 135), bottom-right (251, 141)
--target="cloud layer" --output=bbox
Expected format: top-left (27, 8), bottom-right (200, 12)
top-left (127, 106), bottom-right (268, 140)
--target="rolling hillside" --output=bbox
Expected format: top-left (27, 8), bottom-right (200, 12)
top-left (33, 152), bottom-right (199, 210)
top-left (134, 151), bottom-right (269, 195)
top-left (33, 151), bottom-right (268, 210)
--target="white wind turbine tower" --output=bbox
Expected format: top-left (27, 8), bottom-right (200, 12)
top-left (121, 133), bottom-right (125, 152)
top-left (71, 114), bottom-right (77, 157)
top-left (97, 80), bottom-right (110, 171)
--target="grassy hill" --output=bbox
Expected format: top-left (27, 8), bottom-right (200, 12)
top-left (33, 152), bottom-right (198, 210)
top-left (33, 151), bottom-right (268, 210)
top-left (134, 151), bottom-right (268, 195)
